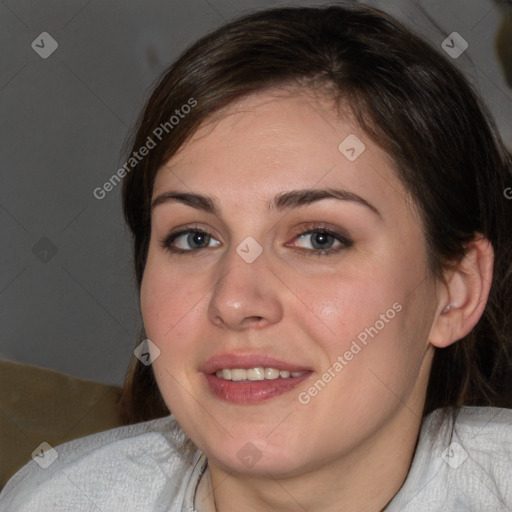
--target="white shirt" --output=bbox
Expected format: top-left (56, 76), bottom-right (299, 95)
top-left (1, 406), bottom-right (511, 511)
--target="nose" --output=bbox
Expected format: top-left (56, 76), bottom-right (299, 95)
top-left (207, 247), bottom-right (284, 330)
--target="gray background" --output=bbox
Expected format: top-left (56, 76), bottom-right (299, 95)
top-left (1, 0), bottom-right (511, 388)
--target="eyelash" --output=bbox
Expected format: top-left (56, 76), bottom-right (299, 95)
top-left (159, 223), bottom-right (353, 257)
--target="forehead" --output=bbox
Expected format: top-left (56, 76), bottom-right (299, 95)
top-left (164, 88), bottom-right (365, 166)
top-left (152, 88), bottom-right (412, 220)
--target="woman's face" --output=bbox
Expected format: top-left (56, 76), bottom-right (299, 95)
top-left (141, 89), bottom-right (440, 477)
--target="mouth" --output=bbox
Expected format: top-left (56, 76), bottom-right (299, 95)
top-left (214, 367), bottom-right (306, 381)
top-left (201, 354), bottom-right (313, 403)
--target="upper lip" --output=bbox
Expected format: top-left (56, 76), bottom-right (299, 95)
top-left (201, 353), bottom-right (312, 374)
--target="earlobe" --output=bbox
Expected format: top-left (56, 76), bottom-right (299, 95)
top-left (429, 235), bottom-right (494, 349)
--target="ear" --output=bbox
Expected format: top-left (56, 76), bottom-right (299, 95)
top-left (429, 234), bottom-right (494, 349)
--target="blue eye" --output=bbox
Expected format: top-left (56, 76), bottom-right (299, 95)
top-left (161, 229), bottom-right (220, 253)
top-left (160, 225), bottom-right (352, 257)
top-left (296, 231), bottom-right (340, 251)
top-left (288, 227), bottom-right (353, 256)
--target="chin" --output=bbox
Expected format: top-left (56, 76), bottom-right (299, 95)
top-left (203, 435), bottom-right (313, 478)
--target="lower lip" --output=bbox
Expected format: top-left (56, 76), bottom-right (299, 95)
top-left (204, 372), bottom-right (311, 403)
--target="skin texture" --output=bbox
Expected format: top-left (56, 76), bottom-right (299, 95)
top-left (140, 88), bottom-right (494, 512)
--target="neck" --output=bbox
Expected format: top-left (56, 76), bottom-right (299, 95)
top-left (206, 404), bottom-right (423, 512)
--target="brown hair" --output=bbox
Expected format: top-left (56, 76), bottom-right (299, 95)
top-left (119, 2), bottom-right (512, 426)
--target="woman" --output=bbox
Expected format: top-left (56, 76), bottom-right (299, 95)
top-left (2, 2), bottom-right (511, 510)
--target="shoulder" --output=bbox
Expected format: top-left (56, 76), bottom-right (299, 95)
top-left (425, 405), bottom-right (512, 471)
top-left (0, 415), bottom-right (201, 512)
top-left (388, 406), bottom-right (512, 511)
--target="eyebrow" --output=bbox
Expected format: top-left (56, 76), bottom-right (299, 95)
top-left (151, 188), bottom-right (382, 218)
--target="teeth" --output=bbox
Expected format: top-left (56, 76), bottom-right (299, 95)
top-left (215, 367), bottom-right (305, 381)
top-left (231, 369), bottom-right (247, 381)
top-left (246, 368), bottom-right (265, 380)
top-left (264, 368), bottom-right (280, 379)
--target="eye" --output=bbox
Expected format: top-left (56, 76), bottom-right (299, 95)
top-left (160, 228), bottom-right (220, 254)
top-left (160, 224), bottom-right (353, 257)
top-left (290, 226), bottom-right (353, 257)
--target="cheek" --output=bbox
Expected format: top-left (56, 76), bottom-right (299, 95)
top-left (301, 231), bottom-right (425, 342)
top-left (140, 255), bottom-right (204, 339)
top-left (300, 269), bottom-right (402, 351)
top-left (140, 266), bottom-right (171, 340)
top-left (139, 260), bottom-right (221, 425)
top-left (140, 257), bottom-right (214, 386)
top-left (296, 253), bottom-right (429, 398)
top-left (140, 266), bottom-right (197, 401)
top-left (141, 265), bottom-right (186, 378)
